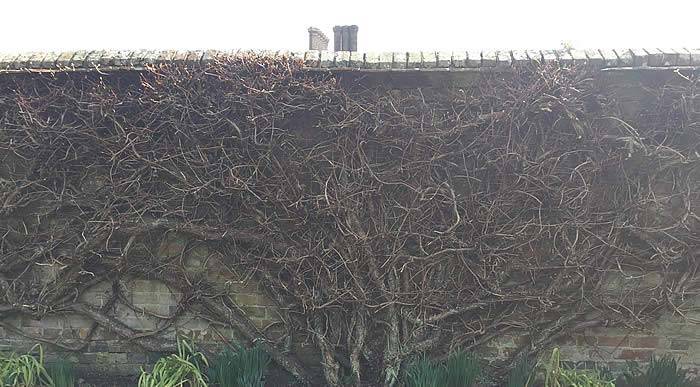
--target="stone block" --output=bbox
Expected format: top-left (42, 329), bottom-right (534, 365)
top-left (450, 51), bottom-right (467, 68)
top-left (436, 51), bottom-right (451, 68)
top-left (540, 49), bottom-right (559, 62)
top-left (252, 318), bottom-right (279, 330)
top-left (595, 336), bottom-right (629, 347)
top-left (139, 50), bottom-right (163, 66)
top-left (23, 315), bottom-right (62, 329)
top-left (510, 50), bottom-right (530, 66)
top-left (617, 349), bottom-right (653, 361)
top-left (628, 48), bottom-right (647, 66)
top-left (361, 52), bottom-right (379, 69)
top-left (598, 49), bottom-right (619, 67)
top-left (568, 49), bottom-right (588, 64)
top-left (334, 51), bottom-right (351, 68)
top-left (674, 48), bottom-right (692, 65)
top-left (0, 53), bottom-right (18, 69)
top-left (465, 50), bottom-right (481, 67)
top-left (303, 50), bottom-right (319, 68)
top-left (155, 50), bottom-right (177, 64)
top-left (525, 50), bottom-right (542, 63)
top-left (614, 48), bottom-right (636, 67)
top-left (127, 279), bottom-right (171, 294)
top-left (178, 315), bottom-right (211, 330)
top-left (200, 50), bottom-right (219, 65)
top-left (85, 51), bottom-right (105, 68)
top-left (70, 50), bottom-right (91, 68)
top-left (28, 53), bottom-right (47, 69)
top-left (233, 293), bottom-right (272, 307)
top-left (407, 52), bottom-right (422, 69)
top-left (288, 51), bottom-right (305, 64)
top-left (557, 345), bottom-right (590, 362)
top-left (171, 51), bottom-right (189, 64)
top-left (90, 341), bottom-right (110, 353)
top-left (318, 50), bottom-right (333, 68)
top-left (77, 352), bottom-right (99, 364)
top-left (242, 306), bottom-right (267, 319)
top-left (127, 352), bottom-right (148, 363)
top-left (8, 52), bottom-right (33, 69)
top-left (481, 50), bottom-right (497, 67)
top-left (657, 48), bottom-right (680, 66)
top-left (584, 49), bottom-right (605, 67)
top-left (496, 51), bottom-right (512, 67)
top-left (670, 339), bottom-right (692, 350)
top-left (643, 48), bottom-right (664, 66)
top-left (687, 48), bottom-right (700, 65)
top-left (63, 314), bottom-right (93, 329)
top-left (185, 50), bottom-right (204, 63)
top-left (422, 52), bottom-right (438, 68)
top-left (391, 52), bottom-right (408, 69)
top-left (628, 336), bottom-right (659, 348)
top-left (348, 51), bottom-right (364, 68)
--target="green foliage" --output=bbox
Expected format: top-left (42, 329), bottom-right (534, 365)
top-left (208, 344), bottom-right (270, 387)
top-left (444, 351), bottom-right (480, 387)
top-left (403, 351), bottom-right (480, 387)
top-left (541, 348), bottom-right (615, 387)
top-left (404, 357), bottom-right (446, 387)
top-left (138, 336), bottom-right (209, 387)
top-left (0, 345), bottom-right (53, 387)
top-left (45, 359), bottom-right (75, 387)
top-left (622, 355), bottom-right (692, 387)
top-left (506, 357), bottom-right (535, 387)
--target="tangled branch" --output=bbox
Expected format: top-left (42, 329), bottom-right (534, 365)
top-left (1, 57), bottom-right (699, 385)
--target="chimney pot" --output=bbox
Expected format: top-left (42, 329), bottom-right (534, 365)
top-left (308, 27), bottom-right (329, 51)
top-left (333, 25), bottom-right (358, 51)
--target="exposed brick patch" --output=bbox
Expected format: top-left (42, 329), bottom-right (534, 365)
top-left (629, 336), bottom-right (660, 348)
top-left (670, 339), bottom-right (692, 350)
top-left (618, 349), bottom-right (653, 361)
top-left (595, 336), bottom-right (629, 347)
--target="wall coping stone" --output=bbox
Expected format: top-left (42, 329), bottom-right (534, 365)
top-left (0, 49), bottom-right (699, 74)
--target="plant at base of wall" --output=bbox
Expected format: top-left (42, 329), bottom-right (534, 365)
top-left (138, 336), bottom-right (209, 387)
top-left (0, 344), bottom-right (54, 387)
top-left (505, 357), bottom-right (535, 387)
top-left (541, 348), bottom-right (615, 387)
top-left (621, 355), bottom-right (693, 387)
top-left (208, 344), bottom-right (270, 387)
top-left (45, 358), bottom-right (75, 387)
top-left (403, 351), bottom-right (481, 387)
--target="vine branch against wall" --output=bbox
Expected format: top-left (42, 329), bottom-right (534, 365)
top-left (0, 58), bottom-right (699, 385)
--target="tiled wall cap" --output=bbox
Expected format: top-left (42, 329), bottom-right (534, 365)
top-left (0, 49), bottom-right (698, 73)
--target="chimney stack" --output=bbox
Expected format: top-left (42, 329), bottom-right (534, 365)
top-left (333, 25), bottom-right (358, 51)
top-left (307, 27), bottom-right (329, 51)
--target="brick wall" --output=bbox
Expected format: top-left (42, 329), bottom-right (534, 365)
top-left (1, 62), bottom-right (699, 385)
top-left (0, 232), bottom-right (317, 386)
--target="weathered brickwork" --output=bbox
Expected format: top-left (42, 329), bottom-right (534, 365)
top-left (1, 50), bottom-right (699, 385)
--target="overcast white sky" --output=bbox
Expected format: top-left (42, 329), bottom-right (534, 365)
top-left (1, 0), bottom-right (698, 53)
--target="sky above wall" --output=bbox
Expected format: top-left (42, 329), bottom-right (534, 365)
top-left (1, 0), bottom-right (698, 53)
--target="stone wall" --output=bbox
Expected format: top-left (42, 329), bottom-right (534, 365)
top-left (0, 231), bottom-right (306, 385)
top-left (0, 58), bottom-right (699, 385)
